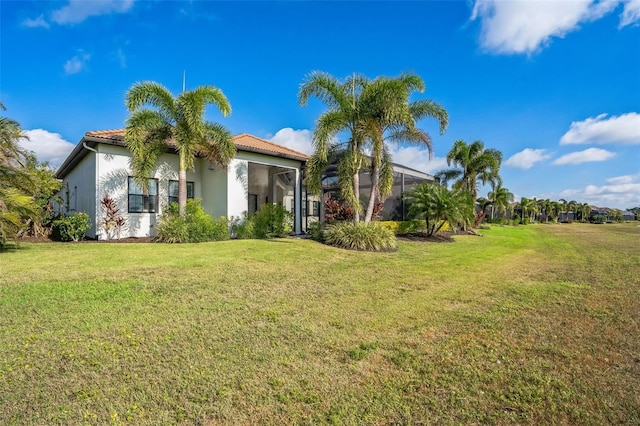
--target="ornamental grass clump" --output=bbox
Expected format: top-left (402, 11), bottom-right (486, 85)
top-left (324, 221), bottom-right (396, 251)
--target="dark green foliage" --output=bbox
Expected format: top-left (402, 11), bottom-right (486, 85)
top-left (406, 183), bottom-right (474, 236)
top-left (230, 213), bottom-right (255, 239)
top-left (324, 221), bottom-right (397, 251)
top-left (306, 221), bottom-right (325, 242)
top-left (51, 212), bottom-right (92, 242)
top-left (155, 199), bottom-right (229, 243)
top-left (252, 204), bottom-right (293, 239)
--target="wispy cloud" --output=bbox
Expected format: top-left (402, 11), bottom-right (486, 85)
top-left (24, 0), bottom-right (135, 28)
top-left (505, 148), bottom-right (551, 169)
top-left (552, 147), bottom-right (615, 165)
top-left (20, 129), bottom-right (76, 169)
top-left (560, 112), bottom-right (640, 145)
top-left (22, 15), bottom-right (49, 29)
top-left (64, 51), bottom-right (91, 74)
top-left (470, 0), bottom-right (636, 55)
top-left (557, 174), bottom-right (640, 209)
top-left (52, 0), bottom-right (135, 25)
top-left (620, 0), bottom-right (640, 27)
top-left (114, 47), bottom-right (127, 68)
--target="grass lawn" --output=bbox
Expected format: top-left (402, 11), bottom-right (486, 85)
top-left (1, 223), bottom-right (639, 424)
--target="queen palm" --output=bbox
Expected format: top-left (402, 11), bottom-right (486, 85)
top-left (435, 139), bottom-right (502, 204)
top-left (300, 72), bottom-right (448, 224)
top-left (488, 185), bottom-right (514, 219)
top-left (125, 81), bottom-right (234, 217)
top-left (359, 73), bottom-right (448, 223)
top-left (298, 72), bottom-right (369, 222)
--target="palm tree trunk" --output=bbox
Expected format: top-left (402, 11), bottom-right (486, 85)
top-left (179, 153), bottom-right (187, 218)
top-left (364, 164), bottom-right (380, 224)
top-left (353, 172), bottom-right (360, 223)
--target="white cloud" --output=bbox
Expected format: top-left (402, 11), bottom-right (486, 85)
top-left (20, 129), bottom-right (76, 169)
top-left (51, 0), bottom-right (135, 25)
top-left (470, 0), bottom-right (625, 54)
top-left (388, 145), bottom-right (447, 175)
top-left (268, 128), bottom-right (314, 155)
top-left (620, 0), bottom-right (640, 27)
top-left (552, 147), bottom-right (616, 165)
top-left (557, 174), bottom-right (640, 209)
top-left (22, 15), bottom-right (50, 28)
top-left (64, 51), bottom-right (90, 74)
top-left (505, 148), bottom-right (552, 169)
top-left (560, 112), bottom-right (640, 145)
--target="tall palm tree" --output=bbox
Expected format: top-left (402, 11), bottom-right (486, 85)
top-left (298, 72), bottom-right (369, 222)
top-left (125, 81), bottom-right (234, 217)
top-left (359, 73), bottom-right (448, 223)
top-left (488, 185), bottom-right (514, 219)
top-left (579, 202), bottom-right (591, 222)
top-left (435, 139), bottom-right (502, 203)
top-left (299, 71), bottom-right (448, 224)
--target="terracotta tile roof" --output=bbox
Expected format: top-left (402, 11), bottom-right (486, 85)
top-left (232, 133), bottom-right (309, 161)
top-left (83, 129), bottom-right (309, 161)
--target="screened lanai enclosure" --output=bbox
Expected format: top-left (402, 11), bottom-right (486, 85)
top-left (320, 159), bottom-right (436, 221)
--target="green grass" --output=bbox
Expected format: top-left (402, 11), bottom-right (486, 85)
top-left (1, 223), bottom-right (639, 424)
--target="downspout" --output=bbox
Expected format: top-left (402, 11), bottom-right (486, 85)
top-left (83, 141), bottom-right (99, 240)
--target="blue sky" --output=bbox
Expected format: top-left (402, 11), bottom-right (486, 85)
top-left (2, 0), bottom-right (639, 209)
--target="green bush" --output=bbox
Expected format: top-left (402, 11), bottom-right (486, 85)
top-left (155, 200), bottom-right (229, 243)
top-left (306, 221), bottom-right (324, 242)
top-left (252, 204), bottom-right (293, 239)
top-left (51, 212), bottom-right (92, 242)
top-left (230, 214), bottom-right (255, 239)
top-left (324, 222), bottom-right (397, 252)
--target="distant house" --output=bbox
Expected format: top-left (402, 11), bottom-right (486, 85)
top-left (55, 130), bottom-right (311, 239)
top-left (622, 210), bottom-right (637, 221)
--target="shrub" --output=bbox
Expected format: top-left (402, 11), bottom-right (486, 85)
top-left (99, 193), bottom-right (125, 240)
top-left (51, 212), bottom-right (92, 242)
top-left (377, 220), bottom-right (428, 235)
top-left (306, 221), bottom-right (324, 242)
top-left (325, 196), bottom-right (354, 223)
top-left (155, 199), bottom-right (229, 243)
top-left (252, 204), bottom-right (293, 239)
top-left (324, 222), bottom-right (397, 252)
top-left (230, 214), bottom-right (255, 239)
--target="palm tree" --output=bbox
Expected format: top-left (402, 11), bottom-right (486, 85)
top-left (298, 72), bottom-right (369, 222)
top-left (518, 197), bottom-right (536, 224)
top-left (435, 139), bottom-right (502, 203)
top-left (125, 81), bottom-right (234, 217)
top-left (578, 202), bottom-right (591, 222)
top-left (358, 73), bottom-right (448, 223)
top-left (406, 182), bottom-right (473, 236)
top-left (558, 198), bottom-right (569, 222)
top-left (0, 103), bottom-right (38, 248)
top-left (299, 71), bottom-right (448, 224)
top-left (488, 185), bottom-right (514, 219)
top-left (549, 201), bottom-right (561, 223)
top-left (537, 198), bottom-right (550, 223)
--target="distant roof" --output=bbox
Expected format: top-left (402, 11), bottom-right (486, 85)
top-left (57, 129), bottom-right (309, 178)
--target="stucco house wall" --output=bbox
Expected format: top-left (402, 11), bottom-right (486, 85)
top-left (55, 131), bottom-right (308, 239)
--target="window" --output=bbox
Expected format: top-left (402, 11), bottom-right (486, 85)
top-left (168, 180), bottom-right (194, 206)
top-left (128, 177), bottom-right (158, 213)
top-left (312, 201), bottom-right (320, 216)
top-left (302, 199), bottom-right (307, 217)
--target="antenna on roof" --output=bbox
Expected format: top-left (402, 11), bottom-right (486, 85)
top-left (182, 70), bottom-right (186, 93)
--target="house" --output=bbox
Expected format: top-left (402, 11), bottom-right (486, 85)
top-left (55, 130), bottom-right (311, 239)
